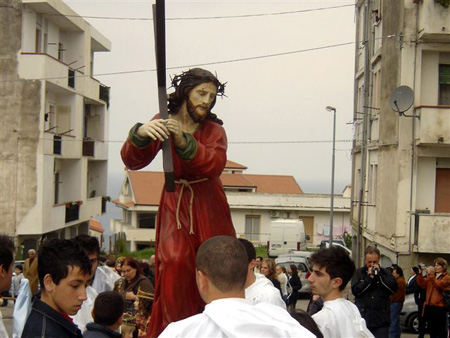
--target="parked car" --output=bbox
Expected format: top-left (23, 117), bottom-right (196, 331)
top-left (400, 293), bottom-right (419, 333)
top-left (318, 239), bottom-right (347, 249)
top-left (275, 255), bottom-right (312, 296)
top-left (321, 242), bottom-right (352, 258)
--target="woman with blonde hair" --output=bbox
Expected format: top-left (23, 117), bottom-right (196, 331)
top-left (261, 258), bottom-right (282, 296)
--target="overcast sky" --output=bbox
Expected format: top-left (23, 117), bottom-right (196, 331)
top-left (63, 0), bottom-right (356, 197)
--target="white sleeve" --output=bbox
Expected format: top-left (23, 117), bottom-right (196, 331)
top-left (312, 308), bottom-right (334, 338)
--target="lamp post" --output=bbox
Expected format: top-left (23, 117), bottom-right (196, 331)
top-left (326, 106), bottom-right (336, 247)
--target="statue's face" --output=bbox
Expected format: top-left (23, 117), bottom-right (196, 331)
top-left (186, 82), bottom-right (217, 122)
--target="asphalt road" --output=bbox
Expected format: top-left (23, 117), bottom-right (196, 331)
top-left (1, 298), bottom-right (418, 337)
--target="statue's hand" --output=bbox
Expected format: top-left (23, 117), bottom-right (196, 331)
top-left (137, 119), bottom-right (170, 142)
top-left (165, 118), bottom-right (186, 149)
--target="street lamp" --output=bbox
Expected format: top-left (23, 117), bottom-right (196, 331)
top-left (326, 106), bottom-right (336, 247)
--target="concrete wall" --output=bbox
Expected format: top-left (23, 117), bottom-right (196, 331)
top-left (0, 0), bottom-right (41, 236)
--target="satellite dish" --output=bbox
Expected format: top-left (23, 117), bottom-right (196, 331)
top-left (390, 86), bottom-right (414, 114)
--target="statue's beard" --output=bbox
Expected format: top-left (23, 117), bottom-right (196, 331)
top-left (187, 99), bottom-right (209, 123)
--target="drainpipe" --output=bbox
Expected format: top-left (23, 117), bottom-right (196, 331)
top-left (356, 0), bottom-right (371, 268)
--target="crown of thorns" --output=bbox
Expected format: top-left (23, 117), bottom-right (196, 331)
top-left (170, 69), bottom-right (226, 97)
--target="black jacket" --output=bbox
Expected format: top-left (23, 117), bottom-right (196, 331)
top-left (22, 298), bottom-right (82, 338)
top-left (351, 266), bottom-right (397, 329)
top-left (83, 322), bottom-right (122, 338)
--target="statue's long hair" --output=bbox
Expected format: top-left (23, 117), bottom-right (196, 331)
top-left (168, 68), bottom-right (226, 125)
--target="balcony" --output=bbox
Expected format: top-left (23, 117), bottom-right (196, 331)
top-left (417, 0), bottom-right (450, 43)
top-left (414, 213), bottom-right (450, 254)
top-left (415, 106), bottom-right (450, 145)
top-left (19, 53), bottom-right (109, 104)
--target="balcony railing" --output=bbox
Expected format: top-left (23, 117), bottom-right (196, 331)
top-left (415, 106), bottom-right (450, 145)
top-left (83, 138), bottom-right (95, 156)
top-left (414, 212), bottom-right (450, 254)
top-left (65, 202), bottom-right (81, 223)
top-left (417, 0), bottom-right (450, 43)
top-left (53, 135), bottom-right (62, 154)
top-left (68, 68), bottom-right (75, 88)
top-left (99, 84), bottom-right (110, 107)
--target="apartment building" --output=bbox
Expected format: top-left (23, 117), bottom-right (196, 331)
top-left (111, 161), bottom-right (351, 251)
top-left (352, 0), bottom-right (450, 267)
top-left (0, 0), bottom-right (111, 255)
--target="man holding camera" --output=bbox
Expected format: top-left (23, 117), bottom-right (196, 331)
top-left (351, 246), bottom-right (397, 338)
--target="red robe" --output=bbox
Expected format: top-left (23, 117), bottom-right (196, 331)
top-left (121, 115), bottom-right (236, 338)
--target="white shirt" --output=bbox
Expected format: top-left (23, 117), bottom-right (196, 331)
top-left (159, 298), bottom-right (315, 338)
top-left (72, 266), bottom-right (120, 332)
top-left (0, 309), bottom-right (8, 338)
top-left (245, 273), bottom-right (286, 308)
top-left (12, 278), bottom-right (31, 338)
top-left (312, 298), bottom-right (374, 338)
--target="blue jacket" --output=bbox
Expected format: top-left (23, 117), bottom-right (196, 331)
top-left (22, 298), bottom-right (82, 338)
top-left (83, 322), bottom-right (122, 338)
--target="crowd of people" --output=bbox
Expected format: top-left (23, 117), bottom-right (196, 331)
top-left (1, 232), bottom-right (448, 338)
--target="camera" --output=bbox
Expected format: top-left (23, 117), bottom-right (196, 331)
top-left (370, 268), bottom-right (378, 275)
top-left (418, 263), bottom-right (426, 270)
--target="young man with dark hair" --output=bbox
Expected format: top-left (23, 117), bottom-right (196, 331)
top-left (83, 291), bottom-right (124, 338)
top-left (351, 246), bottom-right (397, 338)
top-left (0, 234), bottom-right (15, 337)
top-left (238, 238), bottom-right (285, 308)
top-left (308, 246), bottom-right (374, 338)
top-left (159, 236), bottom-right (314, 338)
top-left (22, 239), bottom-right (92, 338)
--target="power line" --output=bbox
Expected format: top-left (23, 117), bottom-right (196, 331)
top-left (37, 3), bottom-right (354, 21)
top-left (1, 40), bottom-right (356, 83)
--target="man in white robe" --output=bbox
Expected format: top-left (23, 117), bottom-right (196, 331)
top-left (308, 246), bottom-right (374, 338)
top-left (159, 236), bottom-right (314, 338)
top-left (238, 239), bottom-right (286, 308)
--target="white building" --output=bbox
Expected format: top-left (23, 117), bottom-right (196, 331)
top-left (352, 0), bottom-right (450, 267)
top-left (0, 0), bottom-right (111, 256)
top-left (111, 161), bottom-right (351, 252)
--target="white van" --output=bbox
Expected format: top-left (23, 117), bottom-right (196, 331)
top-left (267, 219), bottom-right (307, 258)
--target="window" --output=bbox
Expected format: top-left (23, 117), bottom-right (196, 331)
top-left (138, 213), bottom-right (156, 229)
top-left (438, 64), bottom-right (450, 105)
top-left (368, 164), bottom-right (378, 205)
top-left (245, 215), bottom-right (260, 241)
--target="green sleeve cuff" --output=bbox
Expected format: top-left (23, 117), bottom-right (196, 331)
top-left (128, 123), bottom-right (152, 148)
top-left (175, 133), bottom-right (197, 160)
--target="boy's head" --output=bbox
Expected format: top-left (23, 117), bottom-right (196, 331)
top-left (196, 236), bottom-right (248, 303)
top-left (15, 265), bottom-right (23, 275)
top-left (93, 291), bottom-right (124, 329)
top-left (74, 234), bottom-right (100, 275)
top-left (0, 234), bottom-right (15, 292)
top-left (38, 239), bottom-right (92, 315)
top-left (308, 246), bottom-right (355, 300)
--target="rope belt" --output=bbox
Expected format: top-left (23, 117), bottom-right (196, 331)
top-left (175, 178), bottom-right (208, 235)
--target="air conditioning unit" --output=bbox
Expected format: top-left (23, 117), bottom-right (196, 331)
top-left (269, 210), bottom-right (280, 218)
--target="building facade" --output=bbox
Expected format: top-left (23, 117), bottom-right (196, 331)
top-left (352, 0), bottom-right (450, 267)
top-left (111, 162), bottom-right (351, 252)
top-left (0, 0), bottom-right (111, 256)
